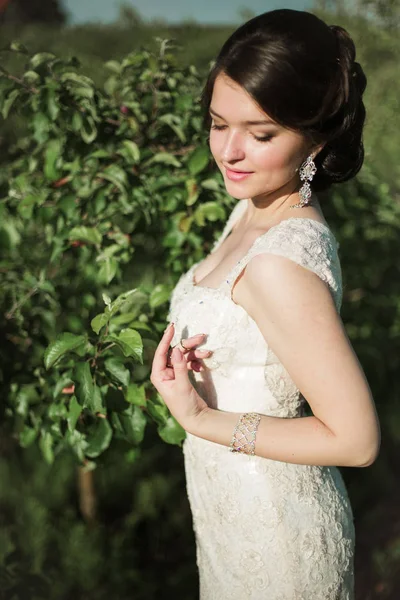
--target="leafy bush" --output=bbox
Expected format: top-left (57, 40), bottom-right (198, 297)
top-left (0, 39), bottom-right (232, 467)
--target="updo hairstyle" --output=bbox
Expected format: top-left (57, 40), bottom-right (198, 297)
top-left (201, 9), bottom-right (367, 191)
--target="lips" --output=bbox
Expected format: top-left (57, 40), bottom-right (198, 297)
top-left (225, 166), bottom-right (254, 181)
top-left (223, 165), bottom-right (253, 173)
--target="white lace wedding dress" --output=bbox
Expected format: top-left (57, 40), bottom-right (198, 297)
top-left (167, 198), bottom-right (355, 599)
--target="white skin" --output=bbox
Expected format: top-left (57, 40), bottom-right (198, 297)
top-left (151, 73), bottom-right (381, 467)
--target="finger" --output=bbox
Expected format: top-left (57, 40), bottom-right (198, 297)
top-left (193, 349), bottom-right (212, 358)
top-left (152, 322), bottom-right (175, 373)
top-left (187, 359), bottom-right (204, 373)
top-left (184, 349), bottom-right (211, 364)
top-left (170, 346), bottom-right (192, 387)
top-left (178, 333), bottom-right (206, 352)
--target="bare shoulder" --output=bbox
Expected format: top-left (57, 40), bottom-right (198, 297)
top-left (236, 251), bottom-right (337, 326)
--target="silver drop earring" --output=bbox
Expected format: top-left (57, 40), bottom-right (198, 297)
top-left (290, 154), bottom-right (317, 209)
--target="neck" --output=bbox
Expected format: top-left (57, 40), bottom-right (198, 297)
top-left (244, 184), bottom-right (306, 228)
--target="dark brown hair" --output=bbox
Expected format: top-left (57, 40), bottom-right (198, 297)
top-left (201, 9), bottom-right (367, 191)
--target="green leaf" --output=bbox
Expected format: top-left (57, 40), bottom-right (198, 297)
top-left (44, 332), bottom-right (86, 369)
top-left (111, 405), bottom-right (146, 444)
top-left (100, 165), bottom-right (128, 192)
top-left (125, 383), bottom-right (146, 407)
top-left (81, 116), bottom-right (97, 143)
top-left (30, 52), bottom-right (56, 69)
top-left (120, 140), bottom-right (140, 163)
top-left (118, 328), bottom-right (143, 361)
top-left (66, 429), bottom-right (88, 462)
top-left (23, 70), bottom-right (40, 84)
top-left (149, 284), bottom-right (172, 309)
top-left (108, 288), bottom-right (138, 316)
top-left (158, 416), bottom-right (186, 445)
top-left (67, 395), bottom-right (82, 432)
top-left (91, 312), bottom-right (109, 335)
top-left (201, 178), bottom-right (220, 191)
top-left (39, 431), bottom-right (54, 464)
top-left (93, 187), bottom-right (107, 214)
top-left (32, 112), bottom-right (51, 143)
top-left (48, 401), bottom-right (68, 421)
top-left (105, 328), bottom-right (143, 363)
top-left (6, 41), bottom-right (28, 54)
top-left (105, 60), bottom-right (121, 73)
top-left (73, 362), bottom-right (94, 408)
top-left (14, 385), bottom-right (40, 415)
top-left (1, 89), bottom-right (20, 119)
top-left (185, 178), bottom-right (199, 206)
top-left (69, 226), bottom-right (102, 246)
top-left (188, 146), bottom-right (209, 175)
top-left (195, 201), bottom-right (225, 224)
top-left (158, 113), bottom-right (186, 143)
top-left (98, 257), bottom-right (118, 284)
top-left (146, 152), bottom-right (181, 168)
top-left (46, 87), bottom-right (59, 120)
top-left (44, 139), bottom-right (63, 181)
top-left (60, 71), bottom-right (94, 88)
top-left (19, 426), bottom-right (38, 448)
top-left (59, 195), bottom-right (77, 219)
top-left (71, 111), bottom-right (83, 132)
top-left (16, 194), bottom-right (36, 219)
top-left (146, 397), bottom-right (169, 426)
top-left (102, 293), bottom-right (111, 307)
top-left (104, 358), bottom-right (130, 388)
top-left (85, 418), bottom-right (112, 458)
top-left (91, 384), bottom-right (106, 414)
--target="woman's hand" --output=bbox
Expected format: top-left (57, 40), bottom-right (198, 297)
top-left (150, 322), bottom-right (210, 431)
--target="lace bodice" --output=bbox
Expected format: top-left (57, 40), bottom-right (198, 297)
top-left (166, 199), bottom-right (354, 599)
top-left (168, 198), bottom-right (343, 417)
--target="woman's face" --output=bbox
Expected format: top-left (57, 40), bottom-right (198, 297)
top-left (208, 73), bottom-right (314, 202)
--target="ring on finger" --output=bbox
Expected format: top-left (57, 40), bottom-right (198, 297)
top-left (166, 339), bottom-right (189, 367)
top-left (180, 338), bottom-right (190, 351)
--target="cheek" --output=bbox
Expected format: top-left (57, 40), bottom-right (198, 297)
top-left (252, 141), bottom-right (302, 173)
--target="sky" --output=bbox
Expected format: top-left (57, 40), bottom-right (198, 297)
top-left (62, 0), bottom-right (314, 26)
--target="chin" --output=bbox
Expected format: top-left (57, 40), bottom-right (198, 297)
top-left (224, 189), bottom-right (249, 200)
top-left (224, 181), bottom-right (261, 200)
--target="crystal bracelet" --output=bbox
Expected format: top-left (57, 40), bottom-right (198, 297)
top-left (229, 412), bottom-right (261, 455)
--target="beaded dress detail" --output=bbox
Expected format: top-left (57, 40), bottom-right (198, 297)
top-left (167, 199), bottom-right (355, 599)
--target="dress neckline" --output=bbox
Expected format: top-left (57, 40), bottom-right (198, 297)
top-left (190, 216), bottom-right (336, 292)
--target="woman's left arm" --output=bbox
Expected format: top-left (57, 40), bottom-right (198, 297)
top-left (188, 253), bottom-right (381, 468)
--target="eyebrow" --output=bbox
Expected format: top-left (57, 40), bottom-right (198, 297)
top-left (209, 107), bottom-right (276, 126)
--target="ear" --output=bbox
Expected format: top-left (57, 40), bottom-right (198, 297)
top-left (312, 142), bottom-right (326, 158)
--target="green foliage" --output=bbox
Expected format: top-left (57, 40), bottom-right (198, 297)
top-left (0, 39), bottom-right (231, 468)
top-left (0, 440), bottom-right (197, 599)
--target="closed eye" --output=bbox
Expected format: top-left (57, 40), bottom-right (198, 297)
top-left (210, 124), bottom-right (273, 143)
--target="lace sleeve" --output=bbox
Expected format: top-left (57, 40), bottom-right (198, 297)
top-left (226, 218), bottom-right (343, 312)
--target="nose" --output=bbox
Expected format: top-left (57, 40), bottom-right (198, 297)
top-left (220, 130), bottom-right (246, 163)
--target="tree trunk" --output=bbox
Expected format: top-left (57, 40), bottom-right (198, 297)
top-left (77, 466), bottom-right (97, 525)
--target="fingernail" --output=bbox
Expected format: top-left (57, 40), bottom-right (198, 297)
top-left (164, 322), bottom-right (174, 332)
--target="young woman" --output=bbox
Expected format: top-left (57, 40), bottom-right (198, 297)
top-left (151, 8), bottom-right (380, 599)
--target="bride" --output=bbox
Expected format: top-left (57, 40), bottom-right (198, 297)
top-left (151, 8), bottom-right (380, 599)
